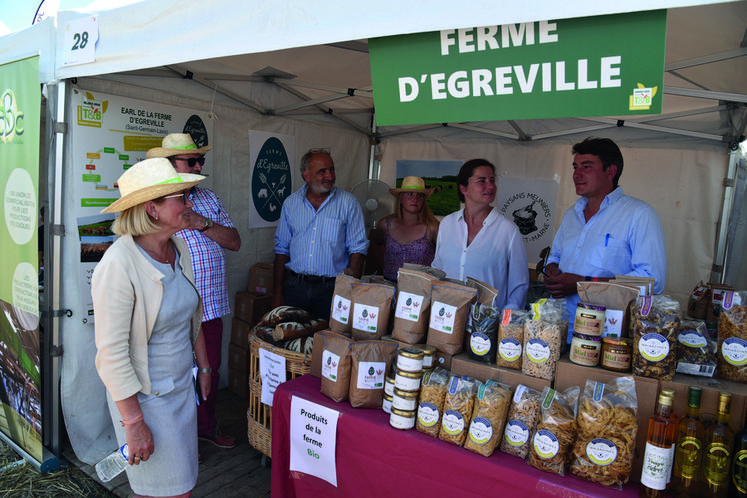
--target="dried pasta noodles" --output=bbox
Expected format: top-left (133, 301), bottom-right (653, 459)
top-left (631, 295), bottom-right (680, 380)
top-left (717, 301), bottom-right (747, 382)
top-left (570, 377), bottom-right (638, 488)
top-left (499, 385), bottom-right (541, 459)
top-left (438, 375), bottom-right (477, 447)
top-left (528, 386), bottom-right (579, 476)
top-left (416, 367), bottom-right (450, 437)
top-left (496, 309), bottom-right (528, 370)
top-left (464, 381), bottom-right (512, 457)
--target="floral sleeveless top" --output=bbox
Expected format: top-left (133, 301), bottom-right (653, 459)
top-left (383, 218), bottom-right (436, 281)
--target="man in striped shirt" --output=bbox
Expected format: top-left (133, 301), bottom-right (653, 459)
top-left (272, 148), bottom-right (368, 319)
top-left (148, 133), bottom-right (241, 450)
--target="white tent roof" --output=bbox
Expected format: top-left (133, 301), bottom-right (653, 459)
top-left (2, 0), bottom-right (743, 145)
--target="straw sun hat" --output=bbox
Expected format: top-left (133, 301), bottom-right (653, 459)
top-left (146, 133), bottom-right (213, 159)
top-left (101, 158), bottom-right (205, 213)
top-left (389, 176), bottom-right (435, 198)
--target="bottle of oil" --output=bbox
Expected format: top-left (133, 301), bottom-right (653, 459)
top-left (702, 392), bottom-right (733, 497)
top-left (640, 392), bottom-right (678, 497)
top-left (731, 420), bottom-right (747, 497)
top-left (672, 387), bottom-right (704, 496)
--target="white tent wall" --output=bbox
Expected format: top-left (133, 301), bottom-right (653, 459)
top-left (59, 77), bottom-right (370, 465)
top-left (378, 136), bottom-right (728, 306)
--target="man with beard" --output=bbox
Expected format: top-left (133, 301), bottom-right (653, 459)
top-left (272, 148), bottom-right (368, 319)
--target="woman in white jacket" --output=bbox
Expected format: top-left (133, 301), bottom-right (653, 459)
top-left (92, 158), bottom-right (210, 498)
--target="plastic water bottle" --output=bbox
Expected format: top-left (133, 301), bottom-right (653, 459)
top-left (95, 444), bottom-right (128, 482)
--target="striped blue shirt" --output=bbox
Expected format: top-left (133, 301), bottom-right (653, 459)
top-left (274, 185), bottom-right (369, 277)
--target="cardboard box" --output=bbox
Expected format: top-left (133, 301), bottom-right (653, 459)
top-left (659, 374), bottom-right (747, 433)
top-left (450, 353), bottom-right (551, 392)
top-left (234, 291), bottom-right (272, 327)
top-left (228, 342), bottom-right (249, 375)
top-left (228, 368), bottom-right (248, 398)
top-left (554, 357), bottom-right (659, 483)
top-left (231, 318), bottom-right (254, 350)
top-left (248, 263), bottom-right (274, 295)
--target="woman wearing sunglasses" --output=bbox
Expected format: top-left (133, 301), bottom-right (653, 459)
top-left (92, 158), bottom-right (210, 498)
top-left (370, 176), bottom-right (440, 282)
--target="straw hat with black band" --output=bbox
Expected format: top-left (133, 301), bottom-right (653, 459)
top-left (146, 133), bottom-right (213, 159)
top-left (389, 176), bottom-right (435, 198)
top-left (101, 158), bottom-right (205, 213)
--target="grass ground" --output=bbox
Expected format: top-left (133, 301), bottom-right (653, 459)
top-left (0, 439), bottom-right (117, 498)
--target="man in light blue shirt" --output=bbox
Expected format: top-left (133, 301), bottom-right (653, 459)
top-left (544, 138), bottom-right (667, 339)
top-left (272, 148), bottom-right (369, 318)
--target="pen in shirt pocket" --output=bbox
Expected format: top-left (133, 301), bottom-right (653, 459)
top-left (605, 234), bottom-right (610, 246)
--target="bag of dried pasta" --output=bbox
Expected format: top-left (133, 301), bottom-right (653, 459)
top-left (717, 292), bottom-right (747, 382)
top-left (497, 309), bottom-right (529, 370)
top-left (528, 385), bottom-right (579, 476)
top-left (631, 295), bottom-right (681, 380)
top-left (464, 381), bottom-right (512, 457)
top-left (500, 384), bottom-right (541, 459)
top-left (438, 375), bottom-right (478, 447)
top-left (570, 377), bottom-right (638, 489)
top-left (522, 299), bottom-right (568, 381)
top-left (416, 367), bottom-right (450, 437)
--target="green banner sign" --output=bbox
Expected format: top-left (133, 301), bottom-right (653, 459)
top-left (369, 10), bottom-right (667, 126)
top-left (0, 56), bottom-right (43, 462)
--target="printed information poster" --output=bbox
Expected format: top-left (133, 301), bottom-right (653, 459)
top-left (289, 396), bottom-right (339, 486)
top-left (0, 56), bottom-right (43, 462)
top-left (259, 348), bottom-right (286, 407)
top-left (248, 130), bottom-right (295, 228)
top-left (70, 89), bottom-right (213, 321)
top-left (495, 177), bottom-right (558, 264)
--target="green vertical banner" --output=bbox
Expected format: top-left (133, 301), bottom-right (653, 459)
top-left (0, 56), bottom-right (43, 462)
top-left (369, 10), bottom-right (667, 126)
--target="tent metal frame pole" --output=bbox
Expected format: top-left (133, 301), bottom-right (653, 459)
top-left (711, 148), bottom-right (740, 284)
top-left (49, 80), bottom-right (66, 463)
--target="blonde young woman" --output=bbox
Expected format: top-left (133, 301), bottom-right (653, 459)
top-left (92, 158), bottom-right (211, 498)
top-left (371, 176), bottom-right (440, 281)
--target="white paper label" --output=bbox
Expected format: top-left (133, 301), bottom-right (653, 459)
top-left (331, 295), bottom-right (351, 324)
top-left (504, 420), bottom-right (530, 446)
top-left (639, 333), bottom-right (670, 362)
top-left (640, 442), bottom-right (672, 490)
top-left (352, 303), bottom-right (380, 333)
top-left (259, 348), bottom-right (286, 407)
top-left (395, 291), bottom-right (425, 322)
top-left (63, 16), bottom-right (99, 66)
top-left (356, 361), bottom-right (386, 389)
top-left (289, 397), bottom-right (339, 486)
top-left (429, 301), bottom-right (458, 334)
top-left (417, 402), bottom-right (439, 427)
top-left (321, 350), bottom-right (341, 381)
top-left (499, 338), bottom-right (522, 362)
top-left (533, 429), bottom-right (559, 459)
top-left (468, 417), bottom-right (493, 445)
top-left (603, 309), bottom-right (625, 337)
top-left (525, 338), bottom-right (550, 364)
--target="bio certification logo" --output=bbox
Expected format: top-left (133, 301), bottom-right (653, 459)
top-left (629, 83), bottom-right (658, 111)
top-left (0, 89), bottom-right (25, 143)
top-left (77, 91), bottom-right (108, 128)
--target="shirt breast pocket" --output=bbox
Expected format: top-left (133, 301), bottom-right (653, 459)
top-left (321, 217), bottom-right (345, 244)
top-left (588, 234), bottom-right (630, 273)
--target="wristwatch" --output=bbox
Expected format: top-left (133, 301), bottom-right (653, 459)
top-left (199, 218), bottom-right (214, 232)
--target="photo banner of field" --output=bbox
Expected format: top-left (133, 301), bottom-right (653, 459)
top-left (395, 159), bottom-right (463, 217)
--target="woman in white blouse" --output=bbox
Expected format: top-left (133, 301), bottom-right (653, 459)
top-left (431, 158), bottom-right (529, 310)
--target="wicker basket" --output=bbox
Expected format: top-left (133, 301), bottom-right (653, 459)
top-left (247, 332), bottom-right (312, 457)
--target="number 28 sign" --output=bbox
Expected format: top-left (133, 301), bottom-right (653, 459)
top-left (63, 16), bottom-right (99, 66)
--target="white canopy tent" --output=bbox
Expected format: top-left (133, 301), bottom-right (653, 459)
top-left (1, 0), bottom-right (745, 465)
